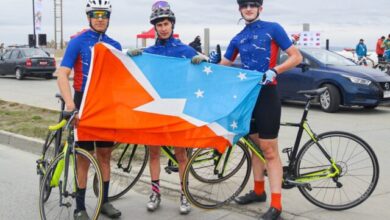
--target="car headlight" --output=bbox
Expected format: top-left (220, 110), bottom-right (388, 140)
top-left (342, 75), bottom-right (371, 85)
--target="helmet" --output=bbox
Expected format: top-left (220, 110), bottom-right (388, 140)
top-left (237, 0), bottom-right (263, 6)
top-left (150, 1), bottom-right (176, 25)
top-left (86, 0), bottom-right (112, 14)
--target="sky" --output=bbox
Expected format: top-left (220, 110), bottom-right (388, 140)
top-left (1, 0), bottom-right (390, 50)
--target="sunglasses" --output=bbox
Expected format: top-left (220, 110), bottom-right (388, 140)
top-left (239, 2), bottom-right (261, 9)
top-left (152, 1), bottom-right (170, 11)
top-left (88, 10), bottom-right (110, 19)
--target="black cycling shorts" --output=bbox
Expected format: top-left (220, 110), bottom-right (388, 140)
top-left (249, 85), bottom-right (281, 139)
top-left (74, 91), bottom-right (114, 151)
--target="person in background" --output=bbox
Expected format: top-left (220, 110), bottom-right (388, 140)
top-left (376, 36), bottom-right (385, 62)
top-left (382, 34), bottom-right (390, 62)
top-left (355, 38), bottom-right (368, 65)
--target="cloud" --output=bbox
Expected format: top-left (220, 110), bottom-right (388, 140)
top-left (1, 0), bottom-right (390, 50)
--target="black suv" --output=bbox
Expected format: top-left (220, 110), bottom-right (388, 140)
top-left (0, 47), bottom-right (56, 80)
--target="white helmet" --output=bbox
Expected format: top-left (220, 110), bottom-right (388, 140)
top-left (86, 0), bottom-right (112, 13)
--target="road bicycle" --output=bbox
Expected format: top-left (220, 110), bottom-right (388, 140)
top-left (36, 94), bottom-right (65, 192)
top-left (356, 56), bottom-right (375, 67)
top-left (38, 111), bottom-right (104, 220)
top-left (93, 144), bottom-right (245, 201)
top-left (182, 88), bottom-right (380, 210)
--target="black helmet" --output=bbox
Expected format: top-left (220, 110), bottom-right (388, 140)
top-left (237, 0), bottom-right (263, 6)
top-left (150, 1), bottom-right (176, 25)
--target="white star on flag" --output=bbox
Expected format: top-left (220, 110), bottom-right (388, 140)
top-left (195, 89), bottom-right (205, 98)
top-left (203, 66), bottom-right (213, 75)
top-left (233, 95), bottom-right (238, 99)
top-left (237, 72), bottom-right (247, 81)
top-left (230, 121), bottom-right (238, 130)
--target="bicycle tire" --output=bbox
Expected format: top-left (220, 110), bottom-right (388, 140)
top-left (39, 148), bottom-right (104, 220)
top-left (183, 141), bottom-right (251, 209)
top-left (295, 131), bottom-right (379, 210)
top-left (93, 144), bottom-right (149, 201)
top-left (188, 142), bottom-right (248, 183)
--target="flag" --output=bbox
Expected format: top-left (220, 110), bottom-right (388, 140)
top-left (76, 43), bottom-right (262, 153)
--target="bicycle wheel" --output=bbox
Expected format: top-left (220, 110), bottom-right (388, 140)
top-left (183, 141), bottom-right (251, 209)
top-left (295, 131), bottom-right (379, 210)
top-left (93, 144), bottom-right (149, 201)
top-left (189, 142), bottom-right (248, 183)
top-left (39, 148), bottom-right (103, 220)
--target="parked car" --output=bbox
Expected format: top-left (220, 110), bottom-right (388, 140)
top-left (0, 47), bottom-right (56, 80)
top-left (277, 48), bottom-right (390, 112)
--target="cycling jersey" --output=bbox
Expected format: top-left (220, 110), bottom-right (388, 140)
top-left (61, 29), bottom-right (122, 92)
top-left (224, 20), bottom-right (292, 85)
top-left (144, 36), bottom-right (197, 59)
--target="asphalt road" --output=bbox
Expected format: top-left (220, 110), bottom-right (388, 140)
top-left (1, 77), bottom-right (390, 219)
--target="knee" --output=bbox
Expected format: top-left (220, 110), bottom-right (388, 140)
top-left (149, 150), bottom-right (160, 161)
top-left (262, 148), bottom-right (278, 161)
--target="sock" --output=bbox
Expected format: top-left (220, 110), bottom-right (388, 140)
top-left (103, 181), bottom-right (110, 204)
top-left (271, 193), bottom-right (282, 211)
top-left (254, 180), bottom-right (265, 195)
top-left (75, 188), bottom-right (86, 212)
top-left (152, 179), bottom-right (160, 194)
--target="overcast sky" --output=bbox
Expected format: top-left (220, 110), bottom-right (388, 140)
top-left (1, 0), bottom-right (390, 50)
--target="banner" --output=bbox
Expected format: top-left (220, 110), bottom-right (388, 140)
top-left (290, 31), bottom-right (321, 48)
top-left (76, 43), bottom-right (263, 152)
top-left (35, 0), bottom-right (43, 32)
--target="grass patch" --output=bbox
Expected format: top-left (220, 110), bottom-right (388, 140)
top-left (0, 99), bottom-right (59, 140)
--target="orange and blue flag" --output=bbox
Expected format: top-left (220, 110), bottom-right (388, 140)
top-left (76, 43), bottom-right (263, 152)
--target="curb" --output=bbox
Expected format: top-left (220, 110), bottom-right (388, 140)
top-left (0, 130), bottom-right (43, 155)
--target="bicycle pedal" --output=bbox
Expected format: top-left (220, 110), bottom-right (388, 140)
top-left (164, 166), bottom-right (172, 174)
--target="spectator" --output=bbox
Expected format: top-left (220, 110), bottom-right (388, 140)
top-left (376, 36), bottom-right (385, 62)
top-left (189, 35), bottom-right (202, 53)
top-left (382, 34), bottom-right (390, 62)
top-left (355, 39), bottom-right (367, 65)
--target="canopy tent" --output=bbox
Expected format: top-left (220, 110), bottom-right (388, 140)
top-left (136, 27), bottom-right (180, 48)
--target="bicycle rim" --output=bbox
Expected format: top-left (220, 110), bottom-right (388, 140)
top-left (39, 149), bottom-right (103, 220)
top-left (295, 131), bottom-right (379, 210)
top-left (183, 142), bottom-right (251, 209)
top-left (93, 144), bottom-right (149, 201)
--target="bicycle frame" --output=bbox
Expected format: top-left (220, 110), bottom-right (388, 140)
top-left (240, 97), bottom-right (341, 185)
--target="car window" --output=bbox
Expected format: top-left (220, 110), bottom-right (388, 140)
top-left (2, 51), bottom-right (12, 59)
top-left (22, 48), bottom-right (49, 57)
top-left (301, 48), bottom-right (356, 66)
top-left (10, 50), bottom-right (20, 59)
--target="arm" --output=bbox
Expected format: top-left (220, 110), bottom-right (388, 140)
top-left (56, 67), bottom-right (75, 111)
top-left (273, 45), bottom-right (302, 74)
top-left (219, 58), bottom-right (233, 66)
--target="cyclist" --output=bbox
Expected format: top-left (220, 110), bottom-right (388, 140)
top-left (356, 39), bottom-right (368, 65)
top-left (382, 34), bottom-right (390, 62)
top-left (56, 0), bottom-right (122, 219)
top-left (194, 1), bottom-right (302, 219)
top-left (127, 1), bottom-right (197, 215)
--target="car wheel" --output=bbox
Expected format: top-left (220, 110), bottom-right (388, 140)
top-left (320, 84), bottom-right (340, 113)
top-left (15, 68), bottom-right (23, 80)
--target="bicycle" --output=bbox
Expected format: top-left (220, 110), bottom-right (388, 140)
top-left (356, 56), bottom-right (375, 67)
top-left (39, 111), bottom-right (104, 220)
top-left (93, 144), bottom-right (246, 201)
top-left (183, 87), bottom-right (380, 210)
top-left (36, 94), bottom-right (65, 194)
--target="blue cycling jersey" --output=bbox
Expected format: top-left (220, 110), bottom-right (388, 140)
top-left (61, 29), bottom-right (122, 92)
top-left (144, 36), bottom-right (197, 59)
top-left (225, 20), bottom-right (292, 76)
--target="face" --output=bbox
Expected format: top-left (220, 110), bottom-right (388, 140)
top-left (155, 19), bottom-right (173, 40)
top-left (88, 11), bottom-right (110, 32)
top-left (239, 3), bottom-right (262, 21)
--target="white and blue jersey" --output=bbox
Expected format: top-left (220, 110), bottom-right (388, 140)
top-left (144, 36), bottom-right (197, 59)
top-left (61, 29), bottom-right (122, 92)
top-left (225, 20), bottom-right (292, 85)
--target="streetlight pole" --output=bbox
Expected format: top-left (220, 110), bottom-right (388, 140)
top-left (32, 0), bottom-right (36, 47)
